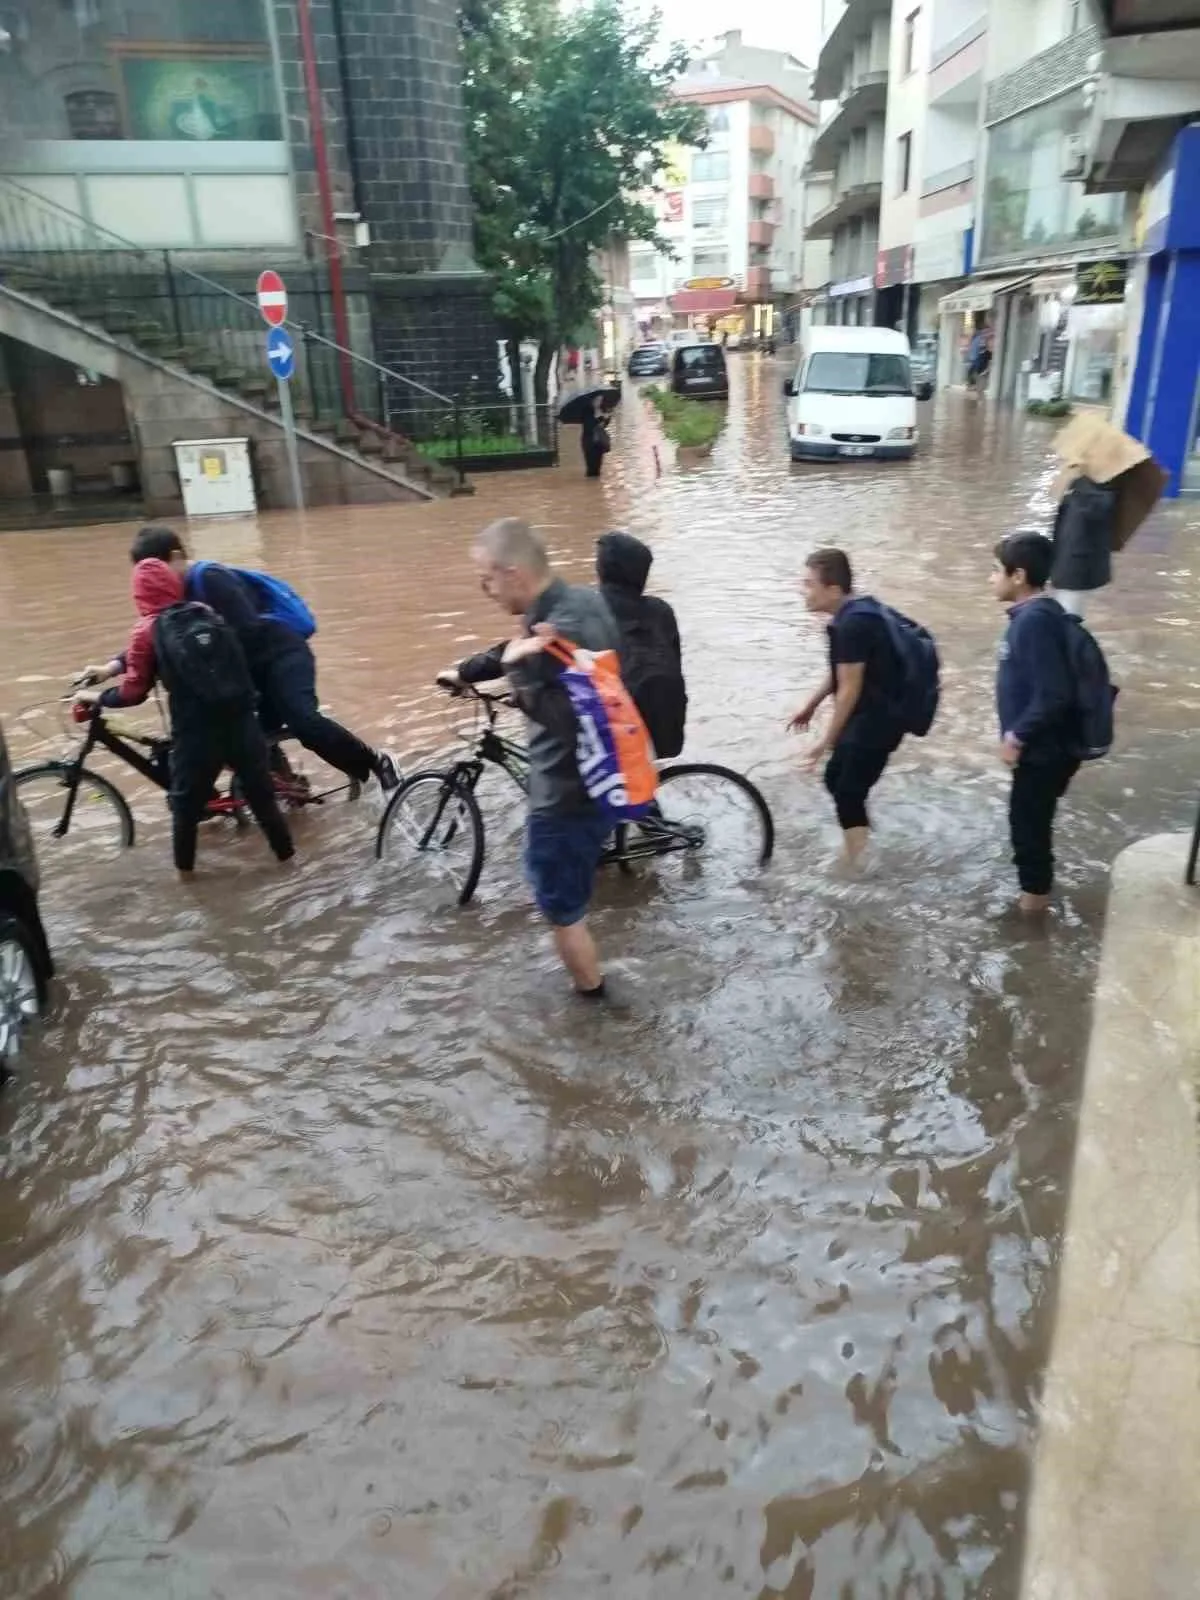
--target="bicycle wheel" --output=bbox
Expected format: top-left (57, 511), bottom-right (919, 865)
top-left (644, 762), bottom-right (775, 880)
top-left (376, 770), bottom-right (485, 907)
top-left (13, 764), bottom-right (136, 902)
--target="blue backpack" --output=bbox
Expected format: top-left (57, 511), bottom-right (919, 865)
top-left (847, 596), bottom-right (941, 738)
top-left (191, 560), bottom-right (316, 639)
top-left (1061, 611), bottom-right (1116, 760)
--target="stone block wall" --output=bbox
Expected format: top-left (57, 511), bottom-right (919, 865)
top-left (985, 23), bottom-right (1101, 125)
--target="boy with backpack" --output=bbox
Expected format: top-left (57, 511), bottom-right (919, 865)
top-left (790, 548), bottom-right (939, 862)
top-left (83, 526), bottom-right (398, 796)
top-left (991, 531), bottom-right (1113, 912)
top-left (76, 559), bottom-right (294, 879)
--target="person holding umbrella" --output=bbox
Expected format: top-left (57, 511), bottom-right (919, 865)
top-left (558, 384), bottom-right (620, 479)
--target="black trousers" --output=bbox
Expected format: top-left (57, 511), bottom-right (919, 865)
top-left (257, 638), bottom-right (376, 784)
top-left (170, 709), bottom-right (294, 872)
top-left (824, 740), bottom-right (897, 831)
top-left (582, 437), bottom-right (605, 478)
top-left (1009, 757), bottom-right (1079, 896)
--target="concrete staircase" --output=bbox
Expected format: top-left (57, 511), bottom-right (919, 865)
top-left (0, 262), bottom-right (470, 513)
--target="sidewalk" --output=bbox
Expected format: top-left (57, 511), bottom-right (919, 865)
top-left (1021, 834), bottom-right (1200, 1599)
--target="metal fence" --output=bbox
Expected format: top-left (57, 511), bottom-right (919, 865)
top-left (0, 176), bottom-right (458, 454)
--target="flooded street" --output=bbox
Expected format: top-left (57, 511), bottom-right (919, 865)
top-left (1, 363), bottom-right (1197, 1599)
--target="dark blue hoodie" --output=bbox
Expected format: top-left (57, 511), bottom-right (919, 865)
top-left (996, 595), bottom-right (1077, 763)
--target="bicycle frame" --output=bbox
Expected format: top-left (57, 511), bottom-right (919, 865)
top-left (50, 710), bottom-right (167, 839)
top-left (446, 688), bottom-right (698, 863)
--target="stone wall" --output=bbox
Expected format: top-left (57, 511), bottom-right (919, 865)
top-left (985, 23), bottom-right (1101, 126)
top-left (270, 0), bottom-right (501, 402)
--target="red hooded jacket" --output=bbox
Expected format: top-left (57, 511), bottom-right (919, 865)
top-left (102, 559), bottom-right (185, 707)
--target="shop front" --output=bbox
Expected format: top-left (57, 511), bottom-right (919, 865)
top-left (1123, 125), bottom-right (1200, 495)
top-left (935, 274), bottom-right (1031, 391)
top-left (827, 274), bottom-right (874, 327)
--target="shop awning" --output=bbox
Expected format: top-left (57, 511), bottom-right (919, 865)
top-left (937, 274), bottom-right (1034, 315)
top-left (669, 289), bottom-right (738, 314)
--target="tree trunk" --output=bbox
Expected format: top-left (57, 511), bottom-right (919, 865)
top-left (533, 341), bottom-right (555, 408)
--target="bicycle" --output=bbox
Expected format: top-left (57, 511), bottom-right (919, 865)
top-left (375, 681), bottom-right (775, 906)
top-left (12, 685), bottom-right (361, 883)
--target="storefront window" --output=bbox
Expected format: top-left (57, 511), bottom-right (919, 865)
top-left (0, 1), bottom-right (281, 142)
top-left (1067, 303), bottom-right (1123, 403)
top-left (980, 92), bottom-right (1125, 265)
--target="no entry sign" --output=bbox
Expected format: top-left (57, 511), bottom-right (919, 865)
top-left (256, 269), bottom-right (288, 327)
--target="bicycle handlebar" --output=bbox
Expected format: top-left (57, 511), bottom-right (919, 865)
top-left (436, 676), bottom-right (514, 715)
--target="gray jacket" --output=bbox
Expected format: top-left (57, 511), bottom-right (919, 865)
top-left (505, 577), bottom-right (619, 814)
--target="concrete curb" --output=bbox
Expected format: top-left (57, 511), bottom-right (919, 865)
top-left (1021, 834), bottom-right (1200, 1600)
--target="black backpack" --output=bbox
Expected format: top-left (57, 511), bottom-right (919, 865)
top-left (847, 597), bottom-right (941, 737)
top-left (153, 602), bottom-right (254, 710)
top-left (1062, 612), bottom-right (1117, 759)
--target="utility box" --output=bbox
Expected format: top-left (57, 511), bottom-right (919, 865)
top-left (173, 437), bottom-right (256, 517)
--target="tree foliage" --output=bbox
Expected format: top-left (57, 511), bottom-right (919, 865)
top-left (459, 0), bottom-right (706, 370)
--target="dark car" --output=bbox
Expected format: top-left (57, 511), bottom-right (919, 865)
top-left (670, 341), bottom-right (729, 401)
top-left (628, 341), bottom-right (670, 377)
top-left (0, 721), bottom-right (52, 1073)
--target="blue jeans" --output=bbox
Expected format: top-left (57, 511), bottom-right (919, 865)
top-left (524, 808), bottom-right (613, 926)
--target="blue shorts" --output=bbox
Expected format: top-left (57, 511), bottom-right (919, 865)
top-left (524, 808), bottom-right (613, 926)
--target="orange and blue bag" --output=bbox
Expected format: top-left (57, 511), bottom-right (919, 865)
top-left (543, 636), bottom-right (658, 821)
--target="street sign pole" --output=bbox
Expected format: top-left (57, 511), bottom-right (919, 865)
top-left (264, 318), bottom-right (303, 513)
top-left (276, 375), bottom-right (305, 513)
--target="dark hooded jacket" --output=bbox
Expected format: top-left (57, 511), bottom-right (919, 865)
top-left (596, 531), bottom-right (687, 758)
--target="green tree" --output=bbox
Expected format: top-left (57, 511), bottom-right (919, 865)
top-left (460, 0), bottom-right (706, 401)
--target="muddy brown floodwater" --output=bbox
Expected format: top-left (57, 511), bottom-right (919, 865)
top-left (1, 368), bottom-right (1198, 1599)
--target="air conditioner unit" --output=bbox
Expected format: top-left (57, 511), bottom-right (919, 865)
top-left (1061, 133), bottom-right (1087, 181)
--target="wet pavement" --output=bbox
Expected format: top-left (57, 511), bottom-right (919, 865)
top-left (1, 362), bottom-right (1197, 1598)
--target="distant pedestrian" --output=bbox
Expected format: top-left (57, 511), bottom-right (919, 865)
top-left (580, 394), bottom-right (611, 480)
top-left (790, 549), bottom-right (912, 862)
top-left (990, 532), bottom-right (1081, 913)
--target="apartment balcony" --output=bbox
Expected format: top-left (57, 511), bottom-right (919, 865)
top-left (804, 180), bottom-right (883, 240)
top-left (748, 172), bottom-right (775, 200)
top-left (927, 17), bottom-right (986, 108)
top-left (1082, 35), bottom-right (1200, 190)
top-left (744, 266), bottom-right (772, 299)
top-left (811, 70), bottom-right (889, 165)
top-left (918, 158), bottom-right (975, 217)
top-left (812, 0), bottom-right (892, 99)
top-left (749, 124), bottom-right (775, 156)
top-left (748, 218), bottom-right (776, 246)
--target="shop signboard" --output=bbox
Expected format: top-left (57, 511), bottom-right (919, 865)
top-left (1075, 260), bottom-right (1128, 304)
top-left (681, 276), bottom-right (735, 291)
top-left (874, 245), bottom-right (914, 289)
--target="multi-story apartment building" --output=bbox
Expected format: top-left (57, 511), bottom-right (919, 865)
top-left (873, 0), bottom-right (981, 373)
top-left (630, 34), bottom-right (816, 340)
top-left (804, 0), bottom-right (891, 327)
top-left (1081, 0), bottom-right (1200, 495)
top-left (942, 0), bottom-right (1131, 405)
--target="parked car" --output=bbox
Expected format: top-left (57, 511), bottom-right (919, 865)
top-left (670, 341), bottom-right (730, 401)
top-left (628, 341), bottom-right (670, 378)
top-left (783, 326), bottom-right (932, 462)
top-left (0, 721), bottom-right (53, 1072)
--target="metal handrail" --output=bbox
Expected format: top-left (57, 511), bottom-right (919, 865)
top-left (0, 175), bottom-right (453, 408)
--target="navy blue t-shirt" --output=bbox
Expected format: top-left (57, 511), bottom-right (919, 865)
top-left (828, 600), bottom-right (901, 749)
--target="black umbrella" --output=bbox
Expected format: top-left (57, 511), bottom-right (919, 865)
top-left (558, 384), bottom-right (622, 425)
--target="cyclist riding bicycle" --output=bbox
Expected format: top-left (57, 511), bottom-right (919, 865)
top-left (82, 526), bottom-right (398, 797)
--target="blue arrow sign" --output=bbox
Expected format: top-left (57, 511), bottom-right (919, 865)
top-left (266, 326), bottom-right (295, 381)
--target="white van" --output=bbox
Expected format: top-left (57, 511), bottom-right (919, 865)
top-left (784, 326), bottom-right (932, 462)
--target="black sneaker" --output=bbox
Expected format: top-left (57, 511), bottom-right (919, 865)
top-left (374, 751), bottom-right (400, 793)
